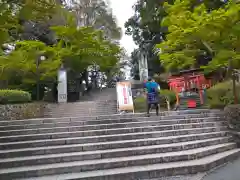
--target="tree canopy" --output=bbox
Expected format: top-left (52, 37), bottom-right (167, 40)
top-left (125, 0), bottom-right (231, 78)
top-left (156, 0), bottom-right (240, 72)
top-left (66, 0), bottom-right (122, 40)
top-left (0, 0), bottom-right (122, 93)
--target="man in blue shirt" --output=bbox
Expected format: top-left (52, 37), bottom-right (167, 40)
top-left (144, 77), bottom-right (160, 116)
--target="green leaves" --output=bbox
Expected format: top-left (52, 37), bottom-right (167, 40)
top-left (0, 0), bottom-right (122, 88)
top-left (157, 0), bottom-right (240, 72)
top-left (51, 25), bottom-right (121, 73)
top-left (0, 40), bottom-right (61, 82)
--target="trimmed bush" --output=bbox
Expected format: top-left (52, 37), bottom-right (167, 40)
top-left (0, 89), bottom-right (31, 104)
top-left (160, 89), bottom-right (176, 103)
top-left (133, 89), bottom-right (176, 112)
top-left (133, 96), bottom-right (146, 112)
top-left (206, 81), bottom-right (240, 109)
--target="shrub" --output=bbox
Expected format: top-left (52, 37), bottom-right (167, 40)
top-left (133, 89), bottom-right (176, 112)
top-left (206, 81), bottom-right (240, 109)
top-left (160, 89), bottom-right (176, 104)
top-left (159, 89), bottom-right (176, 110)
top-left (133, 96), bottom-right (146, 112)
top-left (0, 89), bottom-right (32, 104)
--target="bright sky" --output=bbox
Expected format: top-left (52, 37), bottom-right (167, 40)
top-left (110, 0), bottom-right (137, 55)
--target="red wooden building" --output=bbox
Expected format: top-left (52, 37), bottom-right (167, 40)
top-left (168, 69), bottom-right (212, 108)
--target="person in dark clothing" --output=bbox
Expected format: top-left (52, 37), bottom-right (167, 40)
top-left (144, 78), bottom-right (160, 116)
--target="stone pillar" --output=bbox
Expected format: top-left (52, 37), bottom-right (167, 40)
top-left (138, 51), bottom-right (148, 82)
top-left (57, 68), bottom-right (67, 103)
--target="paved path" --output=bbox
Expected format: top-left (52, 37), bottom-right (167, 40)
top-left (202, 157), bottom-right (240, 180)
top-left (145, 174), bottom-right (205, 180)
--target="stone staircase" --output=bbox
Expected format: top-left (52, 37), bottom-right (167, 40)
top-left (178, 94), bottom-right (202, 110)
top-left (45, 88), bottom-right (117, 118)
top-left (0, 109), bottom-right (239, 179)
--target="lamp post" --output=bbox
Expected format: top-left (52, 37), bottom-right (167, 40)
top-left (36, 55), bottom-right (46, 101)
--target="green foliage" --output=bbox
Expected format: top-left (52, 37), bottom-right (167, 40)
top-left (71, 0), bottom-right (122, 39)
top-left (0, 40), bottom-right (61, 83)
top-left (125, 0), bottom-right (168, 77)
top-left (0, 0), bottom-right (122, 100)
top-left (0, 0), bottom-right (58, 45)
top-left (0, 89), bottom-right (31, 104)
top-left (125, 0), bottom-right (227, 78)
top-left (156, 0), bottom-right (240, 72)
top-left (0, 3), bottom-right (121, 87)
top-left (133, 89), bottom-right (176, 112)
top-left (51, 25), bottom-right (121, 73)
top-left (206, 81), bottom-right (240, 109)
top-left (160, 89), bottom-right (176, 104)
top-left (133, 96), bottom-right (147, 112)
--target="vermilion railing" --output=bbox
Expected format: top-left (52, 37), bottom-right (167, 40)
top-left (168, 74), bottom-right (212, 106)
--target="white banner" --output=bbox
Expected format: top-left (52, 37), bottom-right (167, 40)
top-left (116, 81), bottom-right (134, 111)
top-left (58, 69), bottom-right (67, 103)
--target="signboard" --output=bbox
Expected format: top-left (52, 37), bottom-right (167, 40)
top-left (116, 81), bottom-right (134, 111)
top-left (58, 69), bottom-right (67, 103)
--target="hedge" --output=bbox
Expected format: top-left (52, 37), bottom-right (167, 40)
top-left (134, 89), bottom-right (176, 112)
top-left (206, 81), bottom-right (240, 109)
top-left (0, 89), bottom-right (32, 104)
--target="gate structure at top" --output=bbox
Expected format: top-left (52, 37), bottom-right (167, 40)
top-left (168, 69), bottom-right (212, 108)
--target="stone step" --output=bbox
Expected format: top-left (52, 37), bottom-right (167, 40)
top-left (0, 131), bottom-right (226, 151)
top-left (0, 117), bottom-right (220, 136)
top-left (46, 110), bottom-right (118, 115)
top-left (0, 112), bottom-right (220, 127)
top-left (17, 149), bottom-right (240, 180)
top-left (47, 112), bottom-right (118, 118)
top-left (0, 144), bottom-right (237, 179)
top-left (0, 137), bottom-right (231, 168)
top-left (0, 122), bottom-right (225, 143)
top-left (47, 105), bottom-right (118, 111)
top-left (0, 129), bottom-right (226, 158)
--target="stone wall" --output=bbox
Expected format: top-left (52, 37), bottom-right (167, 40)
top-left (224, 104), bottom-right (240, 147)
top-left (224, 104), bottom-right (240, 131)
top-left (0, 103), bottom-right (49, 120)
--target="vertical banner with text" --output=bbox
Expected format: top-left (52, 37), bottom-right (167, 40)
top-left (58, 69), bottom-right (67, 103)
top-left (116, 81), bottom-right (134, 111)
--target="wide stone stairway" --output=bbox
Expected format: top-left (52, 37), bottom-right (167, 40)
top-left (45, 88), bottom-right (118, 118)
top-left (0, 109), bottom-right (239, 180)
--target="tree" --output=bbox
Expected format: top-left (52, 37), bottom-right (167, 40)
top-left (125, 0), bottom-right (229, 78)
top-left (156, 0), bottom-right (240, 72)
top-left (0, 0), bottom-right (59, 45)
top-left (0, 40), bottom-right (61, 83)
top-left (67, 0), bottom-right (122, 40)
top-left (51, 24), bottom-right (121, 73)
top-left (0, 0), bottom-right (122, 98)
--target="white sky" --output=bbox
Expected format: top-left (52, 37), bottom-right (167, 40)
top-left (110, 0), bottom-right (137, 55)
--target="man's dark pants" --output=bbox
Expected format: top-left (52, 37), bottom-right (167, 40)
top-left (146, 92), bottom-right (159, 116)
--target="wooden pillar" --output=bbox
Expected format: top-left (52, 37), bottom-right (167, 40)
top-left (197, 76), bottom-right (203, 105)
top-left (209, 79), bottom-right (212, 88)
top-left (176, 89), bottom-right (179, 106)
